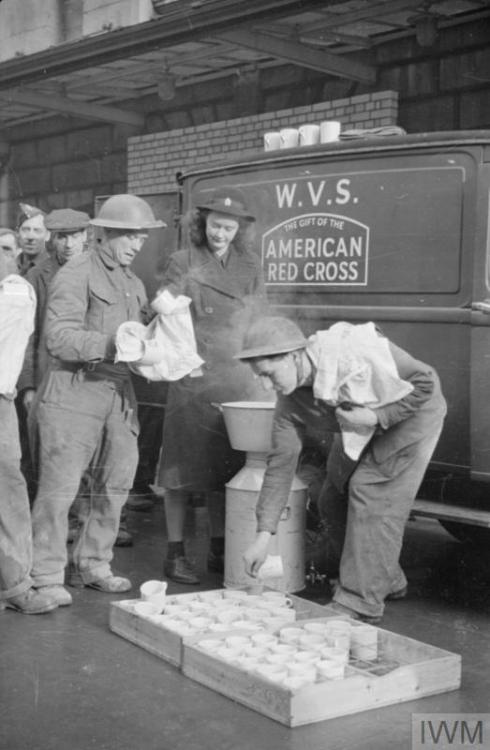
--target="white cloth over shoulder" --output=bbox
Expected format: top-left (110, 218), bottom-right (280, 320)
top-left (115, 288), bottom-right (204, 381)
top-left (307, 322), bottom-right (413, 459)
top-left (0, 274), bottom-right (36, 395)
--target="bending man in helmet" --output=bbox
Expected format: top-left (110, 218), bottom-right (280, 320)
top-left (30, 195), bottom-right (165, 607)
top-left (238, 316), bottom-right (446, 624)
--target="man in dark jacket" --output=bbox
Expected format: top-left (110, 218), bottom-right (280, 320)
top-left (30, 195), bottom-right (165, 608)
top-left (15, 204), bottom-right (51, 499)
top-left (18, 208), bottom-right (90, 405)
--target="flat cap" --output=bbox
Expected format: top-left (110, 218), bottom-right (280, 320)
top-left (45, 208), bottom-right (91, 232)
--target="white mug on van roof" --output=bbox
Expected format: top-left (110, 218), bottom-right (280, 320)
top-left (280, 128), bottom-right (299, 149)
top-left (320, 120), bottom-right (341, 143)
top-left (298, 124), bottom-right (320, 146)
top-left (264, 131), bottom-right (282, 151)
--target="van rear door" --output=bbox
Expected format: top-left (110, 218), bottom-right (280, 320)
top-left (183, 135), bottom-right (490, 487)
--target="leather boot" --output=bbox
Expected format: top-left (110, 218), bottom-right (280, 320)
top-left (164, 556), bottom-right (200, 585)
top-left (36, 585), bottom-right (73, 607)
top-left (4, 588), bottom-right (58, 614)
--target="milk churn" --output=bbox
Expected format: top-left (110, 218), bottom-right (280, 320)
top-left (221, 401), bottom-right (307, 592)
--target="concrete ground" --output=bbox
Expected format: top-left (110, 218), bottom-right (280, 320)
top-left (1, 502), bottom-right (489, 750)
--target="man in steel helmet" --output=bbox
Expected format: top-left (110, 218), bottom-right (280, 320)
top-left (30, 195), bottom-right (165, 607)
top-left (238, 315), bottom-right (446, 624)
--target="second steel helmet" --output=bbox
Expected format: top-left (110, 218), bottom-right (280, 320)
top-left (90, 194), bottom-right (166, 230)
top-left (235, 316), bottom-right (308, 360)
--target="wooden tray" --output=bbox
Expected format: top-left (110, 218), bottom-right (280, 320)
top-left (181, 617), bottom-right (461, 727)
top-left (109, 589), bottom-right (328, 668)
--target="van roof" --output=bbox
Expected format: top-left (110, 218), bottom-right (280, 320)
top-left (180, 129), bottom-right (490, 181)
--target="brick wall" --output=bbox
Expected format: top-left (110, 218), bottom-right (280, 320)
top-left (128, 91), bottom-right (398, 195)
top-left (2, 121), bottom-right (138, 224)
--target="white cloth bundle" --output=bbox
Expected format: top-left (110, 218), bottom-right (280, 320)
top-left (115, 289), bottom-right (204, 381)
top-left (0, 274), bottom-right (35, 395)
top-left (307, 322), bottom-right (413, 459)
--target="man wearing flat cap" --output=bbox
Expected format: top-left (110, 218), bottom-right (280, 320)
top-left (16, 203), bottom-right (50, 277)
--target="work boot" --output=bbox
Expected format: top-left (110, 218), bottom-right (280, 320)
top-left (36, 585), bottom-right (73, 607)
top-left (86, 575), bottom-right (132, 593)
top-left (164, 556), bottom-right (200, 585)
top-left (327, 601), bottom-right (382, 625)
top-left (4, 588), bottom-right (58, 615)
top-left (385, 585), bottom-right (408, 601)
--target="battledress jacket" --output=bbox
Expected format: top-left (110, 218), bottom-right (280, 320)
top-left (41, 243), bottom-right (147, 417)
top-left (157, 242), bottom-right (268, 492)
top-left (16, 249), bottom-right (49, 278)
top-left (256, 338), bottom-right (447, 533)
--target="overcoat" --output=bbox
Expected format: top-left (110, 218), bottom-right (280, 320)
top-left (157, 242), bottom-right (268, 491)
top-left (18, 253), bottom-right (63, 392)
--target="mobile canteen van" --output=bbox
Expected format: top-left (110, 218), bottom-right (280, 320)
top-left (176, 130), bottom-right (490, 547)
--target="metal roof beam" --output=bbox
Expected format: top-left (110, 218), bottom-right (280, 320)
top-left (0, 90), bottom-right (144, 126)
top-left (300, 0), bottom-right (432, 33)
top-left (219, 29), bottom-right (376, 83)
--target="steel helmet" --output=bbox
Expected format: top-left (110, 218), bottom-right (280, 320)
top-left (235, 316), bottom-right (308, 360)
top-left (90, 194), bottom-right (166, 230)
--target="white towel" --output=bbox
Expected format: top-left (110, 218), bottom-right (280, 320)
top-left (0, 275), bottom-right (35, 395)
top-left (115, 289), bottom-right (204, 381)
top-left (307, 322), bottom-right (413, 459)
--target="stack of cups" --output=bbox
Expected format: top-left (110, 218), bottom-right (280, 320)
top-left (263, 131), bottom-right (281, 151)
top-left (138, 579), bottom-right (168, 614)
top-left (320, 120), bottom-right (341, 143)
top-left (350, 624), bottom-right (378, 661)
top-left (298, 124), bottom-right (320, 146)
top-left (279, 128), bottom-right (299, 149)
top-left (264, 120), bottom-right (342, 151)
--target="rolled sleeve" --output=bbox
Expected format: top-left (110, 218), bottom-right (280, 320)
top-left (256, 398), bottom-right (304, 534)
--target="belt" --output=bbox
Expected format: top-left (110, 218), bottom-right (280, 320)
top-left (55, 362), bottom-right (136, 424)
top-left (55, 361), bottom-right (132, 392)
